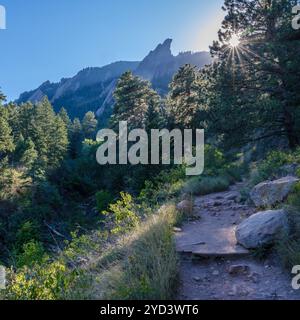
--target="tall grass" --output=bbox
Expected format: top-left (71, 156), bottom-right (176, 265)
top-left (81, 204), bottom-right (180, 300)
top-left (183, 176), bottom-right (230, 196)
top-left (276, 182), bottom-right (300, 268)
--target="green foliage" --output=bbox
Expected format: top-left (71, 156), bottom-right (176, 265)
top-left (15, 221), bottom-right (40, 248)
top-left (250, 149), bottom-right (300, 186)
top-left (167, 64), bottom-right (200, 129)
top-left (70, 118), bottom-right (84, 158)
top-left (138, 167), bottom-right (186, 206)
top-left (0, 168), bottom-right (30, 201)
top-left (183, 176), bottom-right (230, 196)
top-left (5, 261), bottom-right (75, 300)
top-left (82, 111), bottom-right (98, 139)
top-left (96, 190), bottom-right (114, 213)
top-left (111, 71), bottom-right (161, 130)
top-left (16, 241), bottom-right (47, 268)
top-left (192, 0), bottom-right (298, 151)
top-left (58, 107), bottom-right (72, 130)
top-left (16, 98), bottom-right (69, 170)
top-left (103, 192), bottom-right (140, 234)
top-left (276, 182), bottom-right (300, 268)
top-left (104, 205), bottom-right (179, 300)
top-left (20, 138), bottom-right (38, 170)
top-left (203, 145), bottom-right (227, 176)
top-left (0, 106), bottom-right (15, 157)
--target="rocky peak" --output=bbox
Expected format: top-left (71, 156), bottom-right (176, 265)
top-left (135, 39), bottom-right (175, 81)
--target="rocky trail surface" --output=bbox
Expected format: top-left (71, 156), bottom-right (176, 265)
top-left (175, 184), bottom-right (300, 300)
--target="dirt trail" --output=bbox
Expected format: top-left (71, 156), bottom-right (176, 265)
top-left (175, 184), bottom-right (300, 300)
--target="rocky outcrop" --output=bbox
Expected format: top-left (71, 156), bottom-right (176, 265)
top-left (236, 209), bottom-right (288, 249)
top-left (250, 176), bottom-right (299, 207)
top-left (16, 39), bottom-right (211, 121)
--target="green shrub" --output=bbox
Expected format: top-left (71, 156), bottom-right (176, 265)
top-left (5, 261), bottom-right (76, 300)
top-left (204, 145), bottom-right (226, 176)
top-left (103, 192), bottom-right (140, 234)
top-left (138, 167), bottom-right (186, 205)
top-left (276, 182), bottom-right (300, 268)
top-left (105, 205), bottom-right (179, 300)
top-left (96, 190), bottom-right (114, 213)
top-left (15, 221), bottom-right (40, 249)
top-left (16, 240), bottom-right (47, 268)
top-left (183, 176), bottom-right (230, 196)
top-left (250, 150), bottom-right (296, 186)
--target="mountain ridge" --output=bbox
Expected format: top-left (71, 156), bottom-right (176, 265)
top-left (16, 39), bottom-right (212, 121)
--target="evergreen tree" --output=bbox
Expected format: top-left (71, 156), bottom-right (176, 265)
top-left (82, 111), bottom-right (98, 139)
top-left (207, 0), bottom-right (300, 149)
top-left (144, 97), bottom-right (166, 132)
top-left (29, 97), bottom-right (69, 168)
top-left (58, 107), bottom-right (72, 131)
top-left (48, 116), bottom-right (69, 167)
top-left (111, 71), bottom-right (160, 130)
top-left (0, 91), bottom-right (5, 102)
top-left (167, 64), bottom-right (200, 129)
top-left (0, 95), bottom-right (15, 159)
top-left (70, 118), bottom-right (83, 158)
top-left (20, 137), bottom-right (38, 169)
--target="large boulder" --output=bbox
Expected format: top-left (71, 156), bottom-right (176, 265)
top-left (250, 176), bottom-right (299, 207)
top-left (236, 209), bottom-right (288, 249)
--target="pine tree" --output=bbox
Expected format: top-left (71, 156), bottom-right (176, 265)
top-left (0, 91), bottom-right (5, 103)
top-left (207, 0), bottom-right (300, 149)
top-left (0, 95), bottom-right (15, 159)
top-left (20, 138), bottom-right (38, 169)
top-left (111, 71), bottom-right (160, 130)
top-left (82, 111), bottom-right (98, 139)
top-left (28, 97), bottom-right (69, 168)
top-left (48, 116), bottom-right (69, 167)
top-left (167, 64), bottom-right (200, 129)
top-left (58, 107), bottom-right (71, 131)
top-left (70, 118), bottom-right (83, 158)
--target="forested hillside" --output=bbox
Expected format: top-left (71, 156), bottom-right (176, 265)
top-left (0, 0), bottom-right (300, 300)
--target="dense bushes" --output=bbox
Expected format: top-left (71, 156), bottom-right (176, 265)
top-left (3, 200), bottom-right (180, 300)
top-left (277, 182), bottom-right (300, 268)
top-left (103, 192), bottom-right (140, 234)
top-left (5, 260), bottom-right (76, 300)
top-left (183, 176), bottom-right (230, 196)
top-left (250, 149), bottom-right (300, 186)
top-left (106, 205), bottom-right (179, 300)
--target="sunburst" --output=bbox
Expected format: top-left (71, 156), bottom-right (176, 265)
top-left (228, 33), bottom-right (240, 48)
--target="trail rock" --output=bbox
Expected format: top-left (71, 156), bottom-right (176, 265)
top-left (228, 264), bottom-right (250, 275)
top-left (225, 192), bottom-right (241, 202)
top-left (236, 209), bottom-right (288, 249)
top-left (177, 200), bottom-right (193, 215)
top-left (250, 176), bottom-right (299, 207)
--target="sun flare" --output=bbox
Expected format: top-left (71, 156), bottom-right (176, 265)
top-left (229, 34), bottom-right (240, 48)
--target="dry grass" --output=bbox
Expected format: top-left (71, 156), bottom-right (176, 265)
top-left (73, 204), bottom-right (180, 300)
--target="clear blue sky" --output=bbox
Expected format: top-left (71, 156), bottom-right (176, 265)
top-left (0, 0), bottom-right (224, 101)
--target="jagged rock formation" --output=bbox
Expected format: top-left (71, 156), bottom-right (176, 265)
top-left (16, 39), bottom-right (211, 123)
